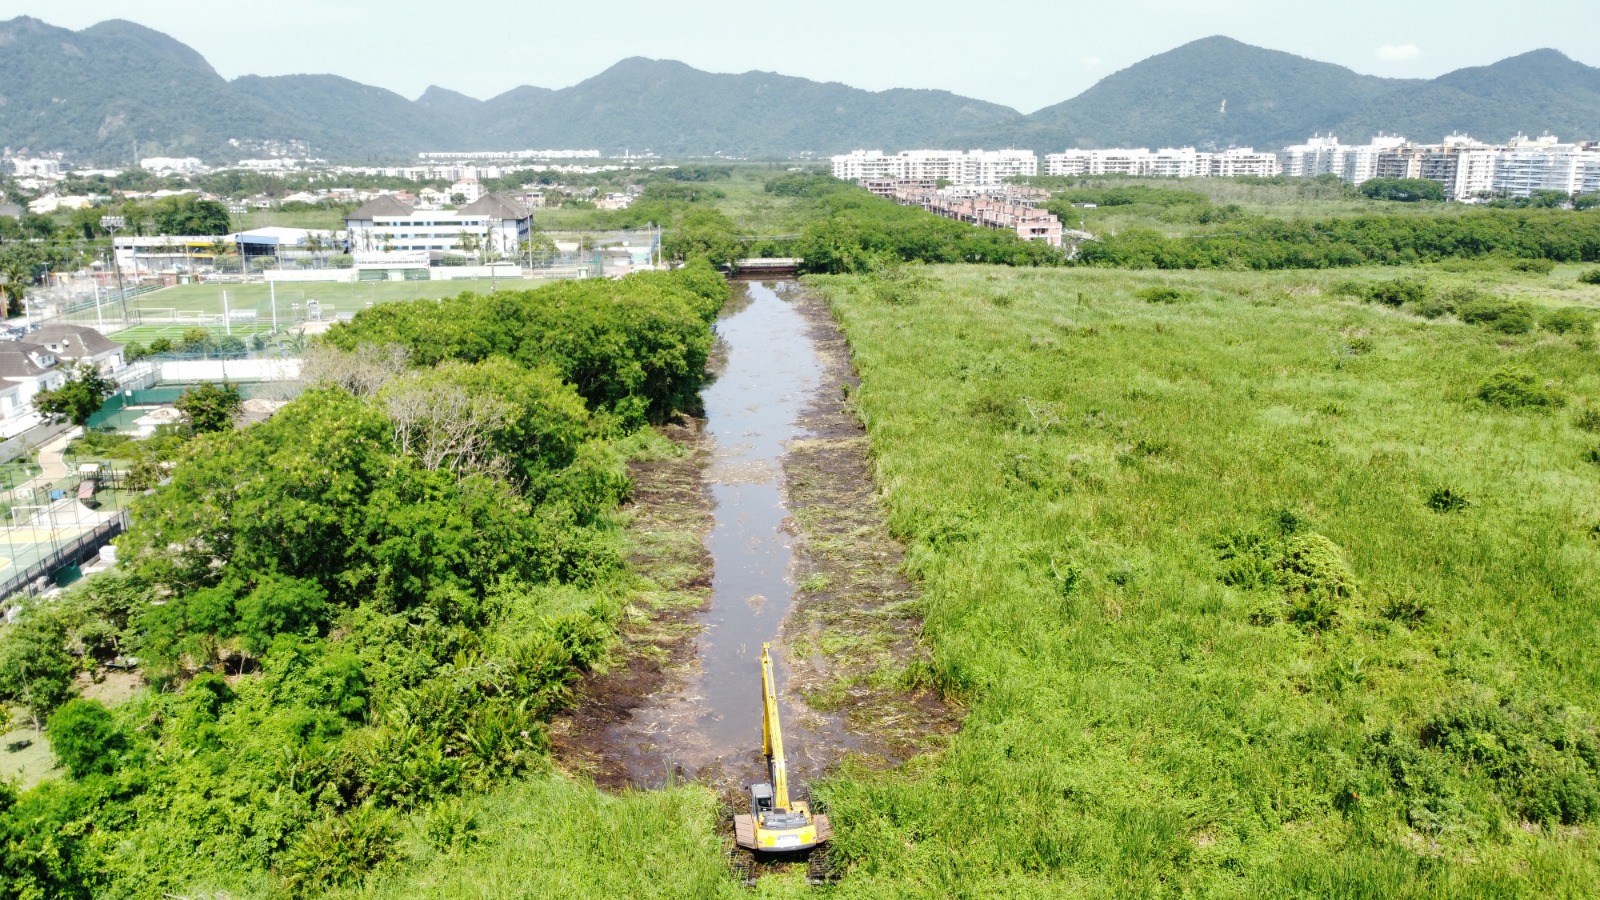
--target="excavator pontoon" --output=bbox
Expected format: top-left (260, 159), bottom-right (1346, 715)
top-left (733, 643), bottom-right (832, 855)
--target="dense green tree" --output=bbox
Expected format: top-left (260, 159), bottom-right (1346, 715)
top-left (46, 700), bottom-right (123, 779)
top-left (147, 196), bottom-right (231, 236)
top-left (1359, 177), bottom-right (1447, 202)
top-left (662, 207), bottom-right (743, 266)
top-left (174, 382), bottom-right (243, 434)
top-left (34, 363), bottom-right (117, 427)
top-left (0, 606), bottom-right (77, 727)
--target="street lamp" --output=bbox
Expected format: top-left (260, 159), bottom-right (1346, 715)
top-left (100, 215), bottom-right (130, 323)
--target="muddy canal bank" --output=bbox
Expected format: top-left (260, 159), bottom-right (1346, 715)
top-left (552, 281), bottom-right (954, 794)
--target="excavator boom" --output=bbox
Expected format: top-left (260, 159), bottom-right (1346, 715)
top-left (761, 643), bottom-right (790, 809)
top-left (734, 643), bottom-right (831, 854)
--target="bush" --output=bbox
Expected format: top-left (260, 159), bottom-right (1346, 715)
top-left (47, 699), bottom-right (123, 778)
top-left (1366, 277), bottom-right (1429, 307)
top-left (329, 253), bottom-right (354, 268)
top-left (1359, 178), bottom-right (1446, 203)
top-left (1476, 367), bottom-right (1565, 409)
top-left (1136, 286), bottom-right (1188, 304)
top-left (1426, 486), bottom-right (1472, 513)
top-left (1275, 533), bottom-right (1357, 631)
top-left (1543, 307), bottom-right (1595, 335)
top-left (278, 805), bottom-right (398, 895)
top-left (1458, 297), bottom-right (1535, 334)
top-left (1575, 407), bottom-right (1600, 433)
top-left (1510, 258), bottom-right (1557, 275)
top-left (1579, 268), bottom-right (1600, 285)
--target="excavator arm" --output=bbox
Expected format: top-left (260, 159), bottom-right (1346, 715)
top-left (734, 642), bottom-right (830, 853)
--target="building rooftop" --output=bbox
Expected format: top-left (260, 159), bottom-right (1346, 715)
top-left (345, 194), bottom-right (415, 220)
top-left (31, 324), bottom-right (122, 357)
top-left (459, 191), bottom-right (533, 220)
top-left (0, 341), bottom-right (57, 378)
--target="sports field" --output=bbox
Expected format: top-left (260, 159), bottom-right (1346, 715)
top-left (108, 322), bottom-right (281, 344)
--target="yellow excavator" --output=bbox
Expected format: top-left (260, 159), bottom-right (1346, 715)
top-left (734, 643), bottom-right (832, 856)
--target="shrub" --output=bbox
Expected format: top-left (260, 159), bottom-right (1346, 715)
top-left (1579, 268), bottom-right (1600, 285)
top-left (1379, 594), bottom-right (1430, 627)
top-left (1136, 286), bottom-right (1187, 304)
top-left (1576, 407), bottom-right (1600, 433)
top-left (1366, 277), bottom-right (1429, 307)
top-left (1510, 258), bottom-right (1557, 275)
top-left (1458, 297), bottom-right (1534, 334)
top-left (1476, 367), bottom-right (1565, 409)
top-left (1419, 698), bottom-right (1600, 825)
top-left (1275, 533), bottom-right (1357, 631)
top-left (278, 805), bottom-right (399, 895)
top-left (1426, 486), bottom-right (1472, 513)
top-left (47, 699), bottom-right (123, 778)
top-left (1543, 307), bottom-right (1595, 335)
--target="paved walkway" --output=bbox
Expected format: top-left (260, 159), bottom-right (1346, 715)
top-left (13, 427), bottom-right (81, 496)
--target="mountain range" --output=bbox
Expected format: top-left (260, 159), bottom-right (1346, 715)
top-left (2, 16), bottom-right (1598, 163)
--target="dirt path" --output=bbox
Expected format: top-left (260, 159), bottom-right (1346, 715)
top-left (551, 282), bottom-right (956, 796)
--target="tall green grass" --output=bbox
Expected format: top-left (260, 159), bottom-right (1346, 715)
top-left (804, 265), bottom-right (1600, 897)
top-left (322, 776), bottom-right (738, 900)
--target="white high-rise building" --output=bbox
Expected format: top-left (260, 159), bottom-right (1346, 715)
top-left (1492, 135), bottom-right (1586, 197)
top-left (1280, 135), bottom-right (1406, 185)
top-left (1042, 146), bottom-right (1278, 179)
top-left (831, 149), bottom-right (1037, 186)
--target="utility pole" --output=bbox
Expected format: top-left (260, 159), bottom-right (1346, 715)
top-left (100, 215), bottom-right (130, 324)
top-left (488, 215), bottom-right (501, 293)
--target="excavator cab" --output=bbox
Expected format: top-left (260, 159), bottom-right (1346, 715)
top-left (733, 644), bottom-right (831, 854)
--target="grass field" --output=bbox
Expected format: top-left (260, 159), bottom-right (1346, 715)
top-left (109, 322), bottom-right (281, 344)
top-left (121, 279), bottom-right (505, 325)
top-left (785, 265), bottom-right (1600, 897)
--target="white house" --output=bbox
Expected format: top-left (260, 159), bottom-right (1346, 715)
top-left (30, 324), bottom-right (125, 375)
top-left (0, 342), bottom-right (68, 436)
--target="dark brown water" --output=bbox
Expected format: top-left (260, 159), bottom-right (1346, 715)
top-left (600, 280), bottom-right (835, 787)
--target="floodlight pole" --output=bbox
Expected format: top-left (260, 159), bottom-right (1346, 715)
top-left (100, 215), bottom-right (130, 324)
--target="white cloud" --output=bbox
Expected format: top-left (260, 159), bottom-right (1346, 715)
top-left (1375, 43), bottom-right (1422, 61)
top-left (1081, 55), bottom-right (1102, 68)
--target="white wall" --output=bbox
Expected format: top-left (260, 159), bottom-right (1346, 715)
top-left (159, 358), bottom-right (303, 382)
top-left (265, 269), bottom-right (357, 283)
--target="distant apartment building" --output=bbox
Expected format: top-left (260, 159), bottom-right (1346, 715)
top-left (140, 157), bottom-right (207, 175)
top-left (343, 192), bottom-right (533, 259)
top-left (1491, 135), bottom-right (1592, 197)
top-left (1043, 146), bottom-right (1279, 178)
top-left (831, 149), bottom-right (1038, 186)
top-left (417, 150), bottom-right (602, 161)
top-left (1279, 135), bottom-right (1408, 185)
top-left (1293, 132), bottom-right (1600, 200)
top-left (8, 157), bottom-right (63, 178)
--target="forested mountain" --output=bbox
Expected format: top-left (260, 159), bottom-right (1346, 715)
top-left (1017, 36), bottom-right (1420, 150)
top-left (3, 16), bottom-right (1598, 162)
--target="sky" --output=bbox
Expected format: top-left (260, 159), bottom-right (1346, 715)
top-left (4, 0), bottom-right (1598, 113)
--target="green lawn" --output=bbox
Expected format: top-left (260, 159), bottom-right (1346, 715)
top-left (109, 322), bottom-right (281, 344)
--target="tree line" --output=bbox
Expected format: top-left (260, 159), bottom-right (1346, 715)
top-left (1078, 209), bottom-right (1600, 269)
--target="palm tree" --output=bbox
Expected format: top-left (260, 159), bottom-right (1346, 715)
top-left (0, 263), bottom-right (27, 318)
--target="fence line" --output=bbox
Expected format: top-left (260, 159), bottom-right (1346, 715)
top-left (0, 509), bottom-right (130, 602)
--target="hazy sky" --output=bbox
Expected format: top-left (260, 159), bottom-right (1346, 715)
top-left (6, 0), bottom-right (1598, 113)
